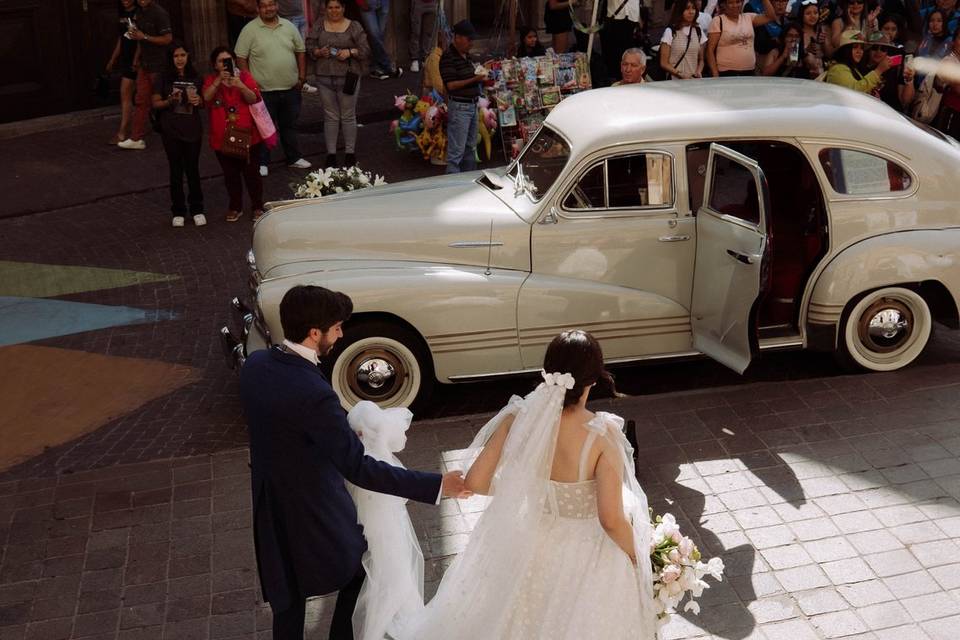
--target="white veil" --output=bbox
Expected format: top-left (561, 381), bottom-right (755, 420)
top-left (346, 402), bottom-right (425, 640)
top-left (393, 371), bottom-right (659, 639)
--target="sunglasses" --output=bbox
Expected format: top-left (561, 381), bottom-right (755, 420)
top-left (800, 0), bottom-right (818, 5)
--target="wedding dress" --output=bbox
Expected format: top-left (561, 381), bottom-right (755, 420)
top-left (348, 374), bottom-right (659, 640)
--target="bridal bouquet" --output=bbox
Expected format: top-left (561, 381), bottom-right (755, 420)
top-left (650, 513), bottom-right (724, 625)
top-left (292, 166), bottom-right (386, 199)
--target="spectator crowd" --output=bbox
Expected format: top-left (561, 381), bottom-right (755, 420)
top-left (105, 0), bottom-right (960, 227)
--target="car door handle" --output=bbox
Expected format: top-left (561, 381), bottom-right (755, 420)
top-left (658, 234), bottom-right (690, 242)
top-left (726, 249), bottom-right (760, 265)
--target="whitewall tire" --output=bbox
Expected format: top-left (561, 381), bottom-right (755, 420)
top-left (328, 323), bottom-right (432, 410)
top-left (839, 287), bottom-right (932, 372)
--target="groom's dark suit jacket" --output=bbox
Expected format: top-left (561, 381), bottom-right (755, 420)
top-left (239, 347), bottom-right (442, 612)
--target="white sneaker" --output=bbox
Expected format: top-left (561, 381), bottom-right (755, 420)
top-left (117, 138), bottom-right (146, 150)
top-left (302, 82), bottom-right (319, 94)
top-left (193, 213), bottom-right (207, 226)
top-left (410, 60), bottom-right (420, 73)
top-left (259, 165), bottom-right (269, 177)
top-left (172, 216), bottom-right (185, 227)
top-left (289, 158), bottom-right (312, 169)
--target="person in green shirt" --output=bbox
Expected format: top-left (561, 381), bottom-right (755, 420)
top-left (236, 0), bottom-right (312, 176)
top-left (824, 30), bottom-right (892, 93)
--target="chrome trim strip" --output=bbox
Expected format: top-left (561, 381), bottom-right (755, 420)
top-left (448, 241), bottom-right (505, 248)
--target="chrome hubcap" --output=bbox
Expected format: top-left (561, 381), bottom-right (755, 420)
top-left (858, 299), bottom-right (913, 353)
top-left (346, 349), bottom-right (406, 401)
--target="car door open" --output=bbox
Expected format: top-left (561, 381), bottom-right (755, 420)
top-left (691, 144), bottom-right (771, 374)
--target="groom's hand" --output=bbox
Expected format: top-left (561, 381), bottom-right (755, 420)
top-left (441, 470), bottom-right (472, 499)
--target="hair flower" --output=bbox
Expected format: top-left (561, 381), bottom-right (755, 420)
top-left (541, 370), bottom-right (576, 390)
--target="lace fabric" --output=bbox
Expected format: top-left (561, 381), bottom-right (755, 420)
top-left (390, 378), bottom-right (659, 640)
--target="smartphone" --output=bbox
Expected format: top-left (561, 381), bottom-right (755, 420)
top-left (789, 40), bottom-right (800, 63)
top-left (224, 57), bottom-right (235, 75)
top-left (904, 53), bottom-right (914, 68)
top-left (888, 54), bottom-right (903, 67)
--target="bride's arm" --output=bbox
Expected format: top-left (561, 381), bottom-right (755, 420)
top-left (596, 449), bottom-right (637, 564)
top-left (464, 415), bottom-right (515, 495)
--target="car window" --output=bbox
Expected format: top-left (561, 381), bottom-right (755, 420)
top-left (507, 126), bottom-right (570, 201)
top-left (708, 155), bottom-right (760, 226)
top-left (608, 154), bottom-right (673, 208)
top-left (563, 163), bottom-right (605, 209)
top-left (818, 148), bottom-right (913, 195)
top-left (563, 152), bottom-right (673, 213)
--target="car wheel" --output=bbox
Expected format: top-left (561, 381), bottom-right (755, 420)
top-left (327, 321), bottom-right (433, 410)
top-left (837, 287), bottom-right (932, 372)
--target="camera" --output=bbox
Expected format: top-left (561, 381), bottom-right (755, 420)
top-left (223, 58), bottom-right (235, 75)
top-left (330, 47), bottom-right (340, 56)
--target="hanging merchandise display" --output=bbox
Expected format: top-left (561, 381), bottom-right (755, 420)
top-left (486, 49), bottom-right (592, 159)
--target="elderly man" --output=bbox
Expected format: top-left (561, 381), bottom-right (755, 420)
top-left (236, 0), bottom-right (312, 176)
top-left (612, 48), bottom-right (651, 85)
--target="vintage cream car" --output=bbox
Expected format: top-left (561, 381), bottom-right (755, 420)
top-left (222, 77), bottom-right (960, 409)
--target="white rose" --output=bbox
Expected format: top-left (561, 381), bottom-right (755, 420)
top-left (679, 536), bottom-right (695, 558)
top-left (707, 557), bottom-right (725, 580)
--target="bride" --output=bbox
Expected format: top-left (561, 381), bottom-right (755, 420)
top-left (352, 330), bottom-right (658, 639)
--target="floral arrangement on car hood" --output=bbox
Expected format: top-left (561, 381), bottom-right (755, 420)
top-left (292, 166), bottom-right (387, 199)
top-left (650, 512), bottom-right (725, 625)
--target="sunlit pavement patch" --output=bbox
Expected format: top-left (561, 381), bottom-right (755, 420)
top-left (0, 261), bottom-right (179, 298)
top-left (0, 296), bottom-right (176, 346)
top-left (0, 344), bottom-right (200, 471)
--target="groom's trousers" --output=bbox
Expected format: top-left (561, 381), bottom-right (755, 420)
top-left (271, 569), bottom-right (366, 640)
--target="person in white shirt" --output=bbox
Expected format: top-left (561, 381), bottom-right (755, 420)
top-left (600, 0), bottom-right (641, 82)
top-left (661, 0), bottom-right (708, 78)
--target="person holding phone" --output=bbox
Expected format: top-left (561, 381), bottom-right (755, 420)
top-left (799, 0), bottom-right (827, 76)
top-left (825, 29), bottom-right (892, 92)
top-left (120, 0), bottom-right (173, 150)
top-left (305, 0), bottom-right (370, 168)
top-left (203, 46), bottom-right (264, 223)
top-left (152, 42), bottom-right (206, 227)
top-left (105, 0), bottom-right (140, 145)
top-left (865, 34), bottom-right (915, 111)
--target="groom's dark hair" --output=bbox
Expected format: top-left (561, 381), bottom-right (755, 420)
top-left (280, 285), bottom-right (353, 343)
top-left (543, 330), bottom-right (615, 407)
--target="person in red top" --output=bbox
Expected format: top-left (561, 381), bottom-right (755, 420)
top-left (203, 46), bottom-right (265, 223)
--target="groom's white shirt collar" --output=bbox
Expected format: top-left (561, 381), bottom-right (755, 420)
top-left (282, 339), bottom-right (319, 366)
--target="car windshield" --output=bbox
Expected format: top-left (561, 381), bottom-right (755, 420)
top-left (506, 126), bottom-right (571, 201)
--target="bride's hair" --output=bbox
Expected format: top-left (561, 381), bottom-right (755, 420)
top-left (543, 330), bottom-right (615, 407)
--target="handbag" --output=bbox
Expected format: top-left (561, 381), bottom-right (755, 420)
top-left (221, 116), bottom-right (253, 160)
top-left (343, 48), bottom-right (360, 96)
top-left (249, 99), bottom-right (278, 148)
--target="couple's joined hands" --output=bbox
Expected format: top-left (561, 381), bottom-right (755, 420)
top-left (441, 470), bottom-right (473, 499)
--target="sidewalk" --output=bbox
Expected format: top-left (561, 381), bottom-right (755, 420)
top-left (3, 368), bottom-right (960, 638)
top-left (0, 71), bottom-right (493, 220)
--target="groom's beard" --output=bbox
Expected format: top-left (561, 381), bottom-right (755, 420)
top-left (319, 337), bottom-right (338, 357)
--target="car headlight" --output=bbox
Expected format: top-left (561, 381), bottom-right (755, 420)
top-left (246, 248), bottom-right (257, 273)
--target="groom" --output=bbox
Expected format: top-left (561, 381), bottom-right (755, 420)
top-left (239, 285), bottom-right (468, 640)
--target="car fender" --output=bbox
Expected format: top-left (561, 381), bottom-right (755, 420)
top-left (256, 263), bottom-right (527, 381)
top-left (805, 229), bottom-right (960, 349)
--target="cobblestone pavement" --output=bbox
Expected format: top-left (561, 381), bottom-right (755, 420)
top-left (5, 81), bottom-right (960, 639)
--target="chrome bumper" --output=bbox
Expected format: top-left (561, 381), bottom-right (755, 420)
top-left (220, 297), bottom-right (270, 370)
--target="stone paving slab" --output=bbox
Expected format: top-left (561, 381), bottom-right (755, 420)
top-left (0, 370), bottom-right (960, 638)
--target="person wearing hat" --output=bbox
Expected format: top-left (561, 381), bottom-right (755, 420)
top-left (440, 20), bottom-right (488, 173)
top-left (824, 29), bottom-right (892, 92)
top-left (865, 32), bottom-right (915, 111)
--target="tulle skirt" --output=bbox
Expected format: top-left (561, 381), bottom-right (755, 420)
top-left (500, 513), bottom-right (643, 640)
